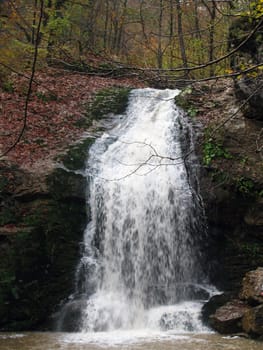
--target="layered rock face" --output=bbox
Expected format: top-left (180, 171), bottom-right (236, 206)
top-left (0, 141), bottom-right (90, 331)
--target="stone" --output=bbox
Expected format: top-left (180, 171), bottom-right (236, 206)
top-left (57, 299), bottom-right (86, 332)
top-left (209, 299), bottom-right (250, 334)
top-left (202, 293), bottom-right (234, 324)
top-left (235, 77), bottom-right (263, 121)
top-left (244, 200), bottom-right (263, 227)
top-left (229, 16), bottom-right (263, 121)
top-left (239, 267), bottom-right (263, 305)
top-left (242, 304), bottom-right (263, 336)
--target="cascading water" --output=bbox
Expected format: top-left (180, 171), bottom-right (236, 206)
top-left (58, 88), bottom-right (217, 335)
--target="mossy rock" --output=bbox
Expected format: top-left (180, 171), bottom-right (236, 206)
top-left (86, 87), bottom-right (131, 120)
top-left (57, 138), bottom-right (94, 171)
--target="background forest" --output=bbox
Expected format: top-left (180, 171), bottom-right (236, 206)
top-left (0, 0), bottom-right (262, 82)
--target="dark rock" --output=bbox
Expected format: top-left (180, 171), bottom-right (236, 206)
top-left (229, 16), bottom-right (263, 121)
top-left (235, 77), bottom-right (263, 121)
top-left (159, 311), bottom-right (194, 332)
top-left (239, 267), bottom-right (263, 305)
top-left (202, 293), bottom-right (234, 324)
top-left (57, 299), bottom-right (86, 332)
top-left (0, 138), bottom-right (93, 331)
top-left (209, 299), bottom-right (251, 334)
top-left (244, 199), bottom-right (263, 227)
top-left (242, 304), bottom-right (263, 336)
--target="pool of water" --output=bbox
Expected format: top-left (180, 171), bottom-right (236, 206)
top-left (0, 332), bottom-right (261, 350)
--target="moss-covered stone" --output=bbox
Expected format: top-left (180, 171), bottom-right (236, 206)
top-left (56, 138), bottom-right (94, 172)
top-left (86, 86), bottom-right (131, 120)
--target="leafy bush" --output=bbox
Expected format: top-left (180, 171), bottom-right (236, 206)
top-left (203, 139), bottom-right (232, 166)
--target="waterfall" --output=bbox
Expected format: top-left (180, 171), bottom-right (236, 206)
top-left (57, 88), bottom-right (216, 334)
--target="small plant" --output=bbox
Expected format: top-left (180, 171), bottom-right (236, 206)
top-left (203, 139), bottom-right (232, 166)
top-left (235, 176), bottom-right (255, 194)
top-left (187, 106), bottom-right (199, 118)
top-left (240, 156), bottom-right (249, 165)
top-left (2, 80), bottom-right (14, 93)
top-left (36, 91), bottom-right (57, 102)
top-left (239, 242), bottom-right (262, 258)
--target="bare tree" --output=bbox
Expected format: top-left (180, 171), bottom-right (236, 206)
top-left (175, 0), bottom-right (188, 76)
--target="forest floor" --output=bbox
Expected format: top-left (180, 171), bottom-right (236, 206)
top-left (0, 67), bottom-right (144, 175)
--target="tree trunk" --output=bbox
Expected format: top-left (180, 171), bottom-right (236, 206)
top-left (157, 0), bottom-right (164, 69)
top-left (209, 1), bottom-right (216, 75)
top-left (169, 0), bottom-right (174, 68)
top-left (103, 0), bottom-right (110, 51)
top-left (176, 0), bottom-right (188, 76)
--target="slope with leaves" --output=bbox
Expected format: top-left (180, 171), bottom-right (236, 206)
top-left (0, 68), bottom-right (144, 173)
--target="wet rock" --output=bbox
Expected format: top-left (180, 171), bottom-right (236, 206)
top-left (57, 299), bottom-right (86, 332)
top-left (209, 300), bottom-right (250, 334)
top-left (244, 200), bottom-right (263, 227)
top-left (239, 267), bottom-right (263, 305)
top-left (242, 304), bottom-right (263, 336)
top-left (202, 293), bottom-right (234, 324)
top-left (235, 77), bottom-right (263, 121)
top-left (159, 311), bottom-right (194, 332)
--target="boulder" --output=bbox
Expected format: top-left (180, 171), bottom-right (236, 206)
top-left (239, 267), bottom-right (263, 305)
top-left (229, 16), bottom-right (263, 121)
top-left (244, 200), bottom-right (263, 227)
top-left (242, 304), bottom-right (263, 336)
top-left (209, 299), bottom-right (250, 334)
top-left (235, 77), bottom-right (263, 121)
top-left (202, 293), bottom-right (234, 324)
top-left (57, 299), bottom-right (86, 332)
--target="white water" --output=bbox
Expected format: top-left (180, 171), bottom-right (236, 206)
top-left (58, 88), bottom-right (217, 339)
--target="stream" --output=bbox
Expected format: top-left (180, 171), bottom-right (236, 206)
top-left (0, 332), bottom-right (262, 350)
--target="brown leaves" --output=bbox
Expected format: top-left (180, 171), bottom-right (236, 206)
top-left (0, 68), bottom-right (144, 172)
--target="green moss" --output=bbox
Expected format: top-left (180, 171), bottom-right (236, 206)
top-left (86, 87), bottom-right (131, 120)
top-left (57, 137), bottom-right (94, 171)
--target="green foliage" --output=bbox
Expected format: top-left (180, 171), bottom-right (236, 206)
top-left (174, 88), bottom-right (199, 117)
top-left (87, 87), bottom-right (131, 120)
top-left (249, 0), bottom-right (263, 19)
top-left (35, 91), bottom-right (57, 102)
top-left (2, 80), bottom-right (14, 93)
top-left (187, 106), bottom-right (199, 118)
top-left (57, 137), bottom-right (94, 171)
top-left (47, 16), bottom-right (71, 36)
top-left (203, 139), bottom-right (232, 166)
top-left (235, 176), bottom-right (255, 194)
top-left (239, 242), bottom-right (262, 258)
